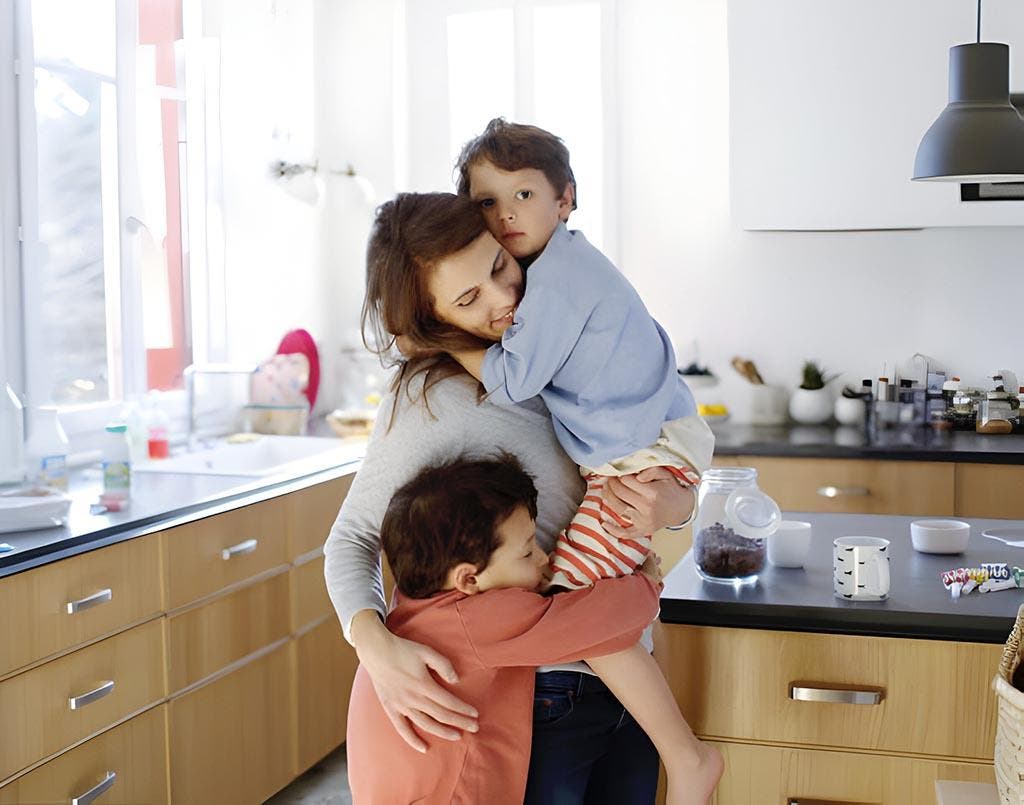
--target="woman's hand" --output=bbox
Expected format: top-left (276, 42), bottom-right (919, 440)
top-left (350, 610), bottom-right (479, 753)
top-left (599, 466), bottom-right (695, 539)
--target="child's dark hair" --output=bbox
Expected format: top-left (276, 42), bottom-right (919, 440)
top-left (455, 118), bottom-right (577, 212)
top-left (381, 452), bottom-right (539, 599)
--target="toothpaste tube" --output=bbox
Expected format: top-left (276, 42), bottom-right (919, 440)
top-left (979, 577), bottom-right (1018, 594)
top-left (941, 567), bottom-right (969, 599)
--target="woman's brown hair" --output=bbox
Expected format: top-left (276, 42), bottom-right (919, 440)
top-left (361, 192), bottom-right (493, 417)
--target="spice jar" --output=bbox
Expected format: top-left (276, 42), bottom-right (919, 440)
top-left (693, 467), bottom-right (781, 584)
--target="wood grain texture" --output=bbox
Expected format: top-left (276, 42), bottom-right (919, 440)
top-left (0, 705), bottom-right (169, 804)
top-left (0, 535), bottom-right (162, 677)
top-left (0, 618), bottom-right (166, 780)
top-left (169, 642), bottom-right (295, 805)
top-left (734, 456), bottom-right (955, 515)
top-left (166, 571), bottom-right (291, 693)
top-left (294, 617), bottom-right (358, 773)
top-left (662, 624), bottom-right (1000, 760)
top-left (161, 498), bottom-right (289, 610)
top-left (287, 475), bottom-right (353, 559)
top-left (955, 464), bottom-right (1024, 519)
top-left (291, 555), bottom-right (332, 631)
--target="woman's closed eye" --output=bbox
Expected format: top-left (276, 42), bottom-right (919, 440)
top-left (456, 291), bottom-right (478, 308)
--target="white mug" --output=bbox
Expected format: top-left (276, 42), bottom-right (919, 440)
top-left (768, 520), bottom-right (812, 568)
top-left (833, 536), bottom-right (890, 601)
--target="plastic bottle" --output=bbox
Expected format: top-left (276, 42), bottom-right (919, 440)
top-left (24, 406), bottom-right (69, 489)
top-left (101, 424), bottom-right (131, 510)
top-left (145, 392), bottom-right (171, 459)
top-left (0, 384), bottom-right (25, 484)
top-left (121, 397), bottom-right (149, 465)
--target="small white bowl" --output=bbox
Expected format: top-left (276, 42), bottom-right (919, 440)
top-left (910, 519), bottom-right (970, 554)
top-left (768, 520), bottom-right (813, 568)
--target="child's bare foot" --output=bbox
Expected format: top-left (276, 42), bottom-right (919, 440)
top-left (665, 741), bottom-right (724, 805)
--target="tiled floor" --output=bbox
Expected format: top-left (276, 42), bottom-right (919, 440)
top-left (264, 746), bottom-right (352, 804)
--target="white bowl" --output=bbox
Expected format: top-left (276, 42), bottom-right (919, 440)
top-left (767, 520), bottom-right (813, 568)
top-left (910, 519), bottom-right (970, 554)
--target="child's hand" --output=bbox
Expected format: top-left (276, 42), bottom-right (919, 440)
top-left (638, 551), bottom-right (664, 586)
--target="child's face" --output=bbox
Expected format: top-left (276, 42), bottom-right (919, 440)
top-left (467, 161), bottom-right (574, 260)
top-left (428, 231), bottom-right (524, 342)
top-left (474, 505), bottom-right (551, 593)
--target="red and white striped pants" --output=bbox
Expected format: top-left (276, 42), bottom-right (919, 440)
top-left (548, 464), bottom-right (701, 590)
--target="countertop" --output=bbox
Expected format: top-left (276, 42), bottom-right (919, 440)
top-left (0, 440), bottom-right (366, 579)
top-left (660, 512), bottom-right (1024, 644)
top-left (712, 423), bottom-right (1024, 463)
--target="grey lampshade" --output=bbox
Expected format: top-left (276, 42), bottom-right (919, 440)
top-left (913, 42), bottom-right (1024, 182)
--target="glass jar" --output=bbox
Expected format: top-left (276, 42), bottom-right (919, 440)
top-left (693, 467), bottom-right (781, 584)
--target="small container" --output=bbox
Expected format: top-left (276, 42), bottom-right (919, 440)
top-left (146, 402), bottom-right (171, 460)
top-left (101, 424), bottom-right (131, 504)
top-left (693, 467), bottom-right (781, 584)
top-left (24, 406), bottom-right (69, 489)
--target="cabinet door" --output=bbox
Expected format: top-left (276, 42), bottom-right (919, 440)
top-left (292, 555), bottom-right (332, 632)
top-left (736, 456), bottom-right (955, 515)
top-left (955, 464), bottom-right (1024, 519)
top-left (168, 642), bottom-right (295, 805)
top-left (0, 705), bottom-right (169, 805)
top-left (707, 741), bottom-right (995, 805)
top-left (294, 617), bottom-right (359, 774)
top-left (662, 625), bottom-right (999, 760)
top-left (288, 476), bottom-right (353, 560)
top-left (729, 0), bottom-right (1024, 230)
top-left (0, 534), bottom-right (162, 676)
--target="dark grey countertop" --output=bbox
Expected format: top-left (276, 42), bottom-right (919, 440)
top-left (0, 447), bottom-right (364, 579)
top-left (660, 512), bottom-right (1024, 644)
top-left (712, 424), bottom-right (1024, 463)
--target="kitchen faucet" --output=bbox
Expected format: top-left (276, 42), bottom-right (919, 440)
top-left (183, 363), bottom-right (257, 449)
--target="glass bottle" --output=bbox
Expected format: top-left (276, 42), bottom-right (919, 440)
top-left (693, 467), bottom-right (781, 584)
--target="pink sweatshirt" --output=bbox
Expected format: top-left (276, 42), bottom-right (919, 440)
top-left (346, 574), bottom-right (661, 804)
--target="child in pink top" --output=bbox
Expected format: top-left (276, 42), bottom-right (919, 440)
top-left (345, 453), bottom-right (663, 804)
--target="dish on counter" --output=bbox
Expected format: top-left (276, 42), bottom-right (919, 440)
top-left (911, 519), bottom-right (970, 554)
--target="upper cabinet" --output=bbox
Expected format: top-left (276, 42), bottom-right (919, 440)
top-left (729, 0), bottom-right (1024, 230)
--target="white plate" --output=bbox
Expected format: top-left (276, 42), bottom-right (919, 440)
top-left (982, 527), bottom-right (1024, 546)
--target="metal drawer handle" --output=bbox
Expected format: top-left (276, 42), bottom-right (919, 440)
top-left (221, 538), bottom-right (258, 560)
top-left (789, 800), bottom-right (879, 805)
top-left (72, 771), bottom-right (117, 805)
top-left (69, 680), bottom-right (115, 711)
top-left (66, 588), bottom-right (113, 614)
top-left (789, 684), bottom-right (883, 705)
top-left (816, 485), bottom-right (870, 498)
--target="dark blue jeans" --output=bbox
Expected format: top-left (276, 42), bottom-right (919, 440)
top-left (524, 670), bottom-right (659, 805)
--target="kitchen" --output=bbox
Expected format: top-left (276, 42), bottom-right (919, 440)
top-left (1, 0), bottom-right (1024, 803)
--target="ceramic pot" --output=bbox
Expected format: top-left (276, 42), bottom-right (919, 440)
top-left (788, 387), bottom-right (833, 424)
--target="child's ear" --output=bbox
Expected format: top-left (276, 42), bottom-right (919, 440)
top-left (450, 562), bottom-right (483, 595)
top-left (557, 183), bottom-right (574, 221)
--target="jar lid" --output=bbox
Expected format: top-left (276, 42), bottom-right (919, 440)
top-left (105, 424), bottom-right (128, 433)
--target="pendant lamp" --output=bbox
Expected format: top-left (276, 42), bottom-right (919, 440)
top-left (912, 0), bottom-right (1024, 182)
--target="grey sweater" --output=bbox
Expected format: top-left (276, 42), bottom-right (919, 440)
top-left (323, 371), bottom-right (585, 642)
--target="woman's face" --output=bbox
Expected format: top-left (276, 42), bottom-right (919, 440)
top-left (427, 231), bottom-right (524, 342)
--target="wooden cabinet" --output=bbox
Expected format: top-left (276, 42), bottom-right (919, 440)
top-left (661, 624), bottom-right (1001, 805)
top-left (955, 464), bottom-right (1024, 519)
top-left (0, 472), bottom-right (358, 802)
top-left (168, 642), bottom-right (295, 805)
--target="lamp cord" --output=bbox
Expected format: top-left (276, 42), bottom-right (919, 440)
top-left (977, 0), bottom-right (981, 43)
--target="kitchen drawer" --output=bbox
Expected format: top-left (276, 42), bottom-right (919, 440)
top-left (167, 569), bottom-right (291, 693)
top-left (162, 498), bottom-right (289, 609)
top-left (955, 463), bottom-right (1024, 519)
top-left (664, 625), bottom-right (999, 759)
top-left (292, 554), bottom-right (332, 630)
top-left (0, 535), bottom-right (162, 677)
top-left (295, 617), bottom-right (358, 773)
top-left (288, 476), bottom-right (352, 559)
top-left (706, 740), bottom-right (995, 805)
top-left (0, 704), bottom-right (169, 804)
top-left (0, 617), bottom-right (166, 780)
top-left (735, 456), bottom-right (955, 515)
top-left (169, 641), bottom-right (295, 805)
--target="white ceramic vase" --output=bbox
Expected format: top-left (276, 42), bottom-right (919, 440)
top-left (788, 387), bottom-right (833, 425)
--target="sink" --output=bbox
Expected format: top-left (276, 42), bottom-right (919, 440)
top-left (133, 435), bottom-right (364, 477)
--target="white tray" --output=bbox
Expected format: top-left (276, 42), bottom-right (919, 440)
top-left (0, 487), bottom-right (72, 533)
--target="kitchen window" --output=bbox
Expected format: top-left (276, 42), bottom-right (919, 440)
top-left (401, 0), bottom-right (618, 259)
top-left (2, 0), bottom-right (221, 444)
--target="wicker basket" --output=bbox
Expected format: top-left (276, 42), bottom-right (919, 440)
top-left (994, 603), bottom-right (1024, 804)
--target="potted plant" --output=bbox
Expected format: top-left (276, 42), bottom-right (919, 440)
top-left (788, 360), bottom-right (837, 424)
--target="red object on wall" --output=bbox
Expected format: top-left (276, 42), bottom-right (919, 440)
top-left (276, 329), bottom-right (321, 410)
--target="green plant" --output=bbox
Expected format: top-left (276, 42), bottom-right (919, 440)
top-left (799, 360), bottom-right (836, 390)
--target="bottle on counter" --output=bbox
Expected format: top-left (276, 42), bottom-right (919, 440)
top-left (24, 406), bottom-right (69, 489)
top-left (101, 424), bottom-right (132, 510)
top-left (145, 392), bottom-right (171, 460)
top-left (0, 383), bottom-right (25, 484)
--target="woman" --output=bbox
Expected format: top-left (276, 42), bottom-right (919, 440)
top-left (324, 192), bottom-right (695, 804)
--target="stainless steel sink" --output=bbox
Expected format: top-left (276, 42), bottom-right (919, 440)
top-left (133, 435), bottom-right (363, 477)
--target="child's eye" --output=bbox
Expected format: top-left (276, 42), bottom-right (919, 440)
top-left (479, 198), bottom-right (495, 209)
top-left (515, 190), bottom-right (532, 201)
top-left (492, 258), bottom-right (506, 275)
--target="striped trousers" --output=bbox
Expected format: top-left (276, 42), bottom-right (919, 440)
top-left (548, 464), bottom-right (701, 590)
